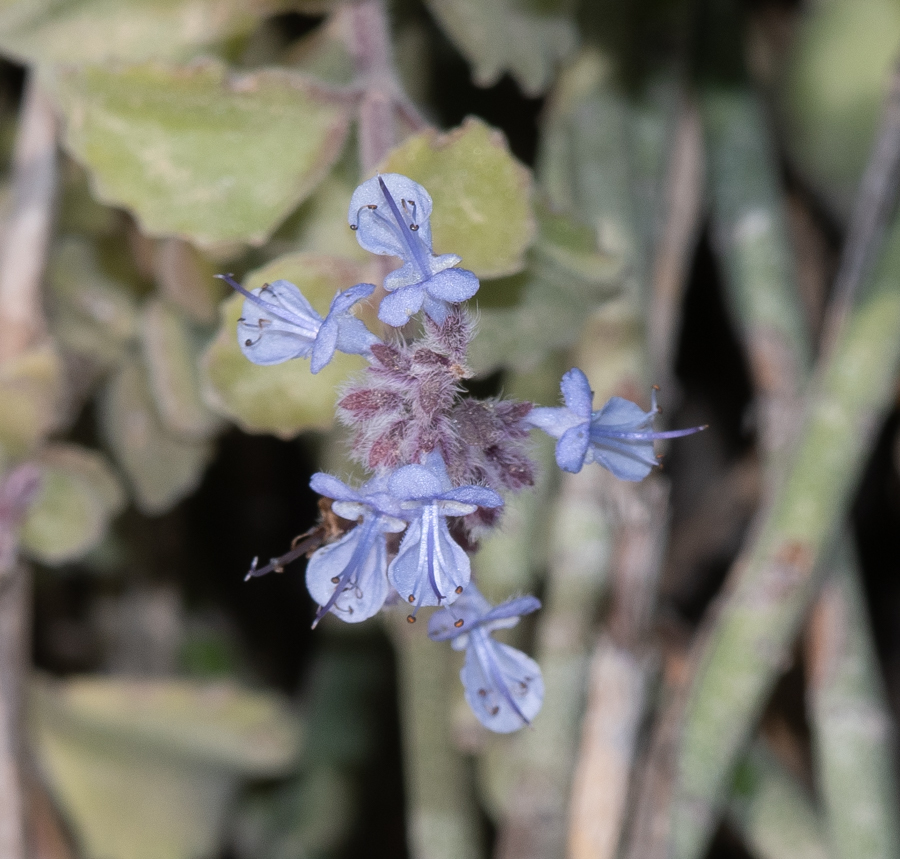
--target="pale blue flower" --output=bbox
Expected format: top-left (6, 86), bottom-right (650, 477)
top-left (429, 585), bottom-right (544, 733)
top-left (387, 452), bottom-right (502, 613)
top-left (527, 368), bottom-right (706, 480)
top-left (305, 473), bottom-right (405, 627)
top-left (218, 274), bottom-right (378, 372)
top-left (348, 174), bottom-right (479, 326)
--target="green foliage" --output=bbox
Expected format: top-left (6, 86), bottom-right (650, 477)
top-left (471, 204), bottom-right (621, 373)
top-left (201, 253), bottom-right (370, 437)
top-left (100, 358), bottom-right (214, 514)
top-left (782, 0), bottom-right (900, 218)
top-left (139, 299), bottom-right (223, 440)
top-left (0, 0), bottom-right (269, 66)
top-left (52, 60), bottom-right (352, 248)
top-left (424, 0), bottom-right (577, 95)
top-left (0, 342), bottom-right (63, 459)
top-left (46, 236), bottom-right (139, 368)
top-left (20, 443), bottom-right (125, 565)
top-left (32, 675), bottom-right (302, 859)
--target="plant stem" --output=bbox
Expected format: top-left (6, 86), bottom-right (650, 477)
top-left (0, 77), bottom-right (57, 364)
top-left (0, 464), bottom-right (41, 859)
top-left (805, 542), bottom-right (900, 859)
top-left (389, 615), bottom-right (483, 859)
top-left (668, 172), bottom-right (900, 859)
top-left (727, 743), bottom-right (829, 859)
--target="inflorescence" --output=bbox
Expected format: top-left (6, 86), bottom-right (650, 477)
top-left (219, 173), bottom-right (705, 734)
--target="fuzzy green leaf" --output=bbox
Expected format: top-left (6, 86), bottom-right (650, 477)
top-left (20, 443), bottom-right (125, 565)
top-left (52, 60), bottom-right (351, 248)
top-left (0, 0), bottom-right (269, 66)
top-left (32, 675), bottom-right (301, 859)
top-left (424, 0), bottom-right (577, 95)
top-left (140, 299), bottom-right (223, 440)
top-left (0, 342), bottom-right (63, 459)
top-left (101, 358), bottom-right (213, 514)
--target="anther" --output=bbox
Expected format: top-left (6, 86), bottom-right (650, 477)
top-left (489, 705), bottom-right (500, 716)
top-left (454, 619), bottom-right (464, 628)
top-left (331, 576), bottom-right (340, 584)
top-left (406, 615), bottom-right (416, 623)
top-left (350, 224), bottom-right (358, 230)
top-left (455, 586), bottom-right (463, 594)
top-left (244, 339), bottom-right (253, 347)
top-left (408, 594), bottom-right (416, 603)
top-left (410, 224), bottom-right (419, 231)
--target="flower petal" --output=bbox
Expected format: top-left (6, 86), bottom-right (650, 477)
top-left (560, 367), bottom-right (594, 417)
top-left (236, 279), bottom-right (323, 366)
top-left (378, 283), bottom-right (426, 327)
top-left (524, 406), bottom-right (582, 439)
top-left (592, 395), bottom-right (653, 430)
top-left (310, 315), bottom-right (339, 374)
top-left (309, 472), bottom-right (363, 504)
top-left (424, 267), bottom-right (480, 303)
top-left (555, 422), bottom-right (590, 473)
top-left (329, 282), bottom-right (375, 314)
top-left (306, 520), bottom-right (390, 625)
top-left (462, 635), bottom-right (544, 733)
top-left (388, 464), bottom-right (445, 501)
top-left (427, 586), bottom-right (493, 641)
top-left (589, 438), bottom-right (657, 482)
top-left (349, 173), bottom-right (435, 259)
top-left (439, 485), bottom-right (504, 509)
top-left (481, 595), bottom-right (541, 625)
top-left (388, 508), bottom-right (470, 608)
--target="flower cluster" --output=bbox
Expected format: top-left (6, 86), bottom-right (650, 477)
top-left (224, 173), bottom-right (704, 733)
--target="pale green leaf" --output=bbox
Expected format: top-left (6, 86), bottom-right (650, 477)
top-left (380, 117), bottom-right (536, 278)
top-left (32, 675), bottom-right (302, 859)
top-left (201, 253), bottom-right (370, 438)
top-left (20, 443), bottom-right (125, 565)
top-left (0, 0), bottom-right (268, 66)
top-left (0, 341), bottom-right (63, 458)
top-left (470, 206), bottom-right (621, 373)
top-left (140, 299), bottom-right (223, 439)
top-left (100, 358), bottom-right (213, 514)
top-left (782, 0), bottom-right (900, 219)
top-left (153, 238), bottom-right (223, 324)
top-left (52, 60), bottom-right (351, 248)
top-left (46, 236), bottom-right (139, 368)
top-left (425, 0), bottom-right (577, 95)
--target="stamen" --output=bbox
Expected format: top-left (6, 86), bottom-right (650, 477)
top-left (217, 273), bottom-right (318, 334)
top-left (407, 614), bottom-right (416, 623)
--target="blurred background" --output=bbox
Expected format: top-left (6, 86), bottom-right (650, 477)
top-left (1, 0), bottom-right (899, 858)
